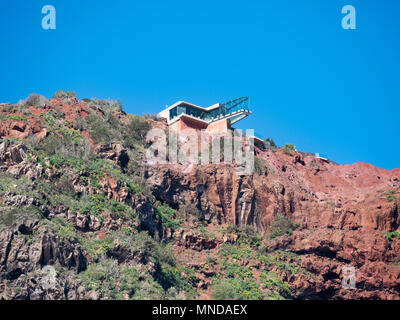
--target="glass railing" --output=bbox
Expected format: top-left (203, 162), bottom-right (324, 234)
top-left (169, 97), bottom-right (250, 123)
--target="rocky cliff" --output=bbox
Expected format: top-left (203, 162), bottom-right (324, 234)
top-left (0, 92), bottom-right (399, 300)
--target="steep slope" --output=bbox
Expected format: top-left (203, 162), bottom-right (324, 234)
top-left (0, 92), bottom-right (399, 300)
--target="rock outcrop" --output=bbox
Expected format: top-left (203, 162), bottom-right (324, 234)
top-left (144, 146), bottom-right (400, 299)
top-left (1, 94), bottom-right (399, 300)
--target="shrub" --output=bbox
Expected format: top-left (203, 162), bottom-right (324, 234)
top-left (85, 114), bottom-right (118, 144)
top-left (254, 157), bottom-right (265, 175)
top-left (269, 215), bottom-right (299, 238)
top-left (155, 204), bottom-right (182, 232)
top-left (78, 258), bottom-right (156, 299)
top-left (86, 98), bottom-right (122, 113)
top-left (309, 159), bottom-right (320, 169)
top-left (53, 91), bottom-right (76, 99)
top-left (42, 216), bottom-right (77, 240)
top-left (73, 117), bottom-right (87, 131)
top-left (218, 243), bottom-right (255, 260)
top-left (383, 231), bottom-right (400, 242)
top-left (0, 206), bottom-right (43, 227)
top-left (25, 94), bottom-right (48, 108)
top-left (143, 113), bottom-right (161, 120)
top-left (260, 271), bottom-right (290, 299)
top-left (282, 144), bottom-right (296, 156)
top-left (226, 224), bottom-right (262, 246)
top-left (265, 137), bottom-right (277, 149)
top-left (54, 175), bottom-right (76, 196)
top-left (0, 104), bottom-right (16, 113)
top-left (212, 280), bottom-right (236, 300)
top-left (211, 276), bottom-right (263, 300)
top-left (178, 202), bottom-right (201, 220)
top-left (125, 115), bottom-right (150, 143)
top-left (41, 132), bottom-right (93, 160)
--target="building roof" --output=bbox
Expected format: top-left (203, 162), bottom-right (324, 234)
top-left (159, 97), bottom-right (251, 125)
top-left (160, 101), bottom-right (221, 114)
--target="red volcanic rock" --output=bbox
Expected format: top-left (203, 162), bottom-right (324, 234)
top-left (0, 96), bottom-right (399, 299)
top-left (0, 118), bottom-right (45, 140)
top-left (145, 129), bottom-right (400, 299)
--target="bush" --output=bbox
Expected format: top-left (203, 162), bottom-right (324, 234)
top-left (387, 194), bottom-right (395, 202)
top-left (282, 143), bottom-right (296, 156)
top-left (254, 157), bottom-right (265, 175)
top-left (143, 113), bottom-right (161, 120)
top-left (42, 216), bottom-right (77, 240)
top-left (53, 91), bottom-right (76, 99)
top-left (73, 117), bottom-right (87, 131)
top-left (226, 224), bottom-right (262, 246)
top-left (0, 206), bottom-right (43, 228)
top-left (178, 202), bottom-right (201, 220)
top-left (78, 258), bottom-right (162, 299)
top-left (212, 280), bottom-right (236, 300)
top-left (155, 204), bottom-right (182, 232)
top-left (383, 231), bottom-right (400, 242)
top-left (211, 276), bottom-right (263, 300)
top-left (0, 104), bottom-right (16, 113)
top-left (85, 114), bottom-right (119, 144)
top-left (125, 115), bottom-right (150, 144)
top-left (269, 215), bottom-right (299, 238)
top-left (260, 271), bottom-right (290, 299)
top-left (265, 137), bottom-right (277, 149)
top-left (54, 175), bottom-right (76, 196)
top-left (41, 133), bottom-right (93, 160)
top-left (24, 94), bottom-right (48, 108)
top-left (86, 98), bottom-right (122, 113)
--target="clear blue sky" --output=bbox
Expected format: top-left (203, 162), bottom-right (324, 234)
top-left (0, 0), bottom-right (399, 169)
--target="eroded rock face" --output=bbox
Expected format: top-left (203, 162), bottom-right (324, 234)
top-left (0, 118), bottom-right (46, 140)
top-left (0, 225), bottom-right (86, 277)
top-left (95, 143), bottom-right (129, 169)
top-left (144, 147), bottom-right (400, 299)
top-left (0, 141), bottom-right (27, 168)
top-left (1, 96), bottom-right (399, 299)
top-left (0, 214), bottom-right (88, 300)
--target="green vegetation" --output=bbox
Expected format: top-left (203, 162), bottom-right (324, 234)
top-left (53, 91), bottom-right (76, 99)
top-left (309, 159), bottom-right (320, 169)
top-left (6, 115), bottom-right (28, 122)
top-left (282, 143), bottom-right (296, 156)
top-left (225, 224), bottom-right (262, 246)
top-left (83, 111), bottom-right (150, 149)
top-left (212, 272), bottom-right (263, 300)
top-left (265, 137), bottom-right (277, 149)
top-left (269, 215), bottom-right (300, 238)
top-left (327, 201), bottom-right (336, 208)
top-left (24, 93), bottom-right (48, 108)
top-left (386, 194), bottom-right (395, 202)
top-left (155, 204), bottom-right (183, 232)
top-left (0, 206), bottom-right (43, 229)
top-left (254, 157), bottom-right (266, 175)
top-left (79, 258), bottom-right (165, 299)
top-left (210, 227), bottom-right (302, 300)
top-left (383, 231), bottom-right (400, 242)
top-left (0, 93), bottom-right (315, 301)
top-left (260, 271), bottom-right (290, 299)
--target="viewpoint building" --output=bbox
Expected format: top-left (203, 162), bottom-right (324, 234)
top-left (158, 97), bottom-right (251, 134)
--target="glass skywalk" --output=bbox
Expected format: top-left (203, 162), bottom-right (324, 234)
top-left (168, 97), bottom-right (250, 125)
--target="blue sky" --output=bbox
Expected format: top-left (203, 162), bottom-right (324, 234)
top-left (0, 0), bottom-right (399, 169)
